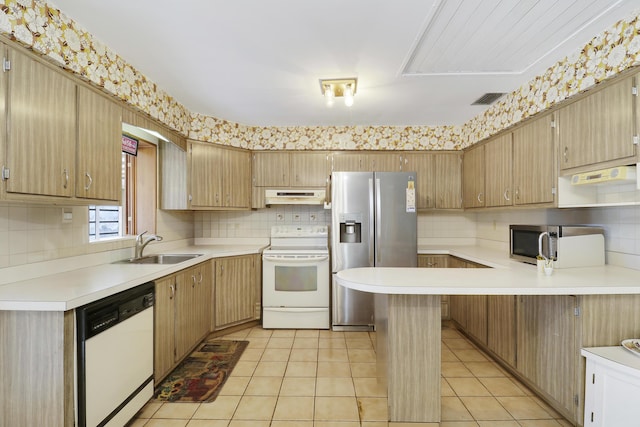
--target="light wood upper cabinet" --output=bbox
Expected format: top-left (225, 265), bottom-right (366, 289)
top-left (290, 152), bottom-right (328, 187)
top-left (558, 73), bottom-right (636, 171)
top-left (402, 153), bottom-right (434, 209)
top-left (484, 133), bottom-right (513, 207)
top-left (190, 141), bottom-right (223, 207)
top-left (434, 153), bottom-right (462, 209)
top-left (76, 87), bottom-right (122, 201)
top-left (331, 152), bottom-right (369, 171)
top-left (252, 151), bottom-right (290, 186)
top-left (190, 141), bottom-right (251, 209)
top-left (4, 46), bottom-right (76, 198)
top-left (370, 153), bottom-right (401, 171)
top-left (225, 148), bottom-right (252, 207)
top-left (214, 255), bottom-right (258, 330)
top-left (513, 114), bottom-right (556, 206)
top-left (462, 145), bottom-right (485, 208)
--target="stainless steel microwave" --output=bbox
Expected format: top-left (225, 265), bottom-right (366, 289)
top-left (509, 225), bottom-right (605, 267)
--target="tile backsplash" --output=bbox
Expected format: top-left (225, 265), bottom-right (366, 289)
top-left (0, 203), bottom-right (194, 269)
top-left (476, 206), bottom-right (640, 270)
top-left (2, 200), bottom-right (640, 271)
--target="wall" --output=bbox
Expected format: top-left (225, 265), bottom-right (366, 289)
top-left (1, 2), bottom-right (639, 150)
top-left (476, 206), bottom-right (640, 270)
top-left (195, 206), bottom-right (477, 246)
top-left (0, 203), bottom-right (194, 269)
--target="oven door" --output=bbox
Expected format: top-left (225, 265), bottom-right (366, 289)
top-left (262, 253), bottom-right (330, 307)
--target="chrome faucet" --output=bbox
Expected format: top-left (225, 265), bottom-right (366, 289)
top-left (135, 231), bottom-right (163, 259)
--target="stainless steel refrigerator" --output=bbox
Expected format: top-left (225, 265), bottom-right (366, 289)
top-left (331, 171), bottom-right (417, 330)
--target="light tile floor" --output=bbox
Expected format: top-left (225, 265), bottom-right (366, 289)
top-left (131, 324), bottom-right (573, 427)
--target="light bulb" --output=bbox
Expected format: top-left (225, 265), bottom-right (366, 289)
top-left (325, 85), bottom-right (334, 107)
top-left (344, 84), bottom-right (354, 107)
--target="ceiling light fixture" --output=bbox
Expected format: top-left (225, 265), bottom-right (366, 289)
top-left (319, 78), bottom-right (357, 107)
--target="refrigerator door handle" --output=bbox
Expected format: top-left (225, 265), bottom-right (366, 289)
top-left (375, 177), bottom-right (381, 265)
top-left (369, 177), bottom-right (375, 267)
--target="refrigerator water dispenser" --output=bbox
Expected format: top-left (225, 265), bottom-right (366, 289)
top-left (339, 221), bottom-right (361, 243)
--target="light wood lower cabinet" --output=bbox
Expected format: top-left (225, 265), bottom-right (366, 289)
top-left (486, 295), bottom-right (516, 367)
top-left (418, 254), bottom-right (450, 318)
top-left (0, 310), bottom-right (74, 427)
top-left (214, 254), bottom-right (260, 330)
top-left (517, 295), bottom-right (577, 421)
top-left (154, 261), bottom-right (213, 382)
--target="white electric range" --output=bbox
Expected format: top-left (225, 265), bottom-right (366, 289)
top-left (262, 225), bottom-right (330, 329)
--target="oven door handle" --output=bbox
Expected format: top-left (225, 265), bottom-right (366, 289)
top-left (263, 254), bottom-right (329, 262)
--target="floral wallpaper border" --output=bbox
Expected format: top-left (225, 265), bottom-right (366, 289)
top-left (0, 1), bottom-right (639, 151)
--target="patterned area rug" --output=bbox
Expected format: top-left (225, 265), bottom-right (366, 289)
top-left (154, 339), bottom-right (248, 403)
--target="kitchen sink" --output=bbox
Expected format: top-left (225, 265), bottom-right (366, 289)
top-left (114, 254), bottom-right (204, 265)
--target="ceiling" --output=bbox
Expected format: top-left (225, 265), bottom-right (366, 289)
top-left (50, 0), bottom-right (639, 127)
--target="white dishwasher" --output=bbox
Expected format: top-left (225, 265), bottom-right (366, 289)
top-left (76, 282), bottom-right (155, 427)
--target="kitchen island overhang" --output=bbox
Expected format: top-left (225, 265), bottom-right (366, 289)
top-left (335, 265), bottom-right (640, 423)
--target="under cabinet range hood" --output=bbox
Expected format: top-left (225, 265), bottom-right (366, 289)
top-left (265, 189), bottom-right (326, 205)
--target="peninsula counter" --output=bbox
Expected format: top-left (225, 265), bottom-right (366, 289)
top-left (335, 262), bottom-right (640, 423)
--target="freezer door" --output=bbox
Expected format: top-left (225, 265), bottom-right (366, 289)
top-left (374, 172), bottom-right (418, 267)
top-left (331, 172), bottom-right (374, 272)
top-left (332, 273), bottom-right (374, 329)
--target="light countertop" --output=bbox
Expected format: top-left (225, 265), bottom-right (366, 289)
top-left (0, 242), bottom-right (267, 311)
top-left (335, 245), bottom-right (640, 296)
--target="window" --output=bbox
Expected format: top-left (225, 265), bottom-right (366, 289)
top-left (89, 132), bottom-right (157, 242)
top-left (89, 205), bottom-right (122, 241)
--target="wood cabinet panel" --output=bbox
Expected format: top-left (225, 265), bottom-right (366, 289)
top-left (155, 262), bottom-right (213, 382)
top-left (331, 152), bottom-right (369, 172)
top-left (154, 275), bottom-right (176, 381)
top-left (370, 153), bottom-right (401, 171)
top-left (225, 148), bottom-right (251, 208)
top-left (290, 152), bottom-right (327, 187)
top-left (463, 145), bottom-right (485, 208)
top-left (190, 141), bottom-right (250, 209)
top-left (417, 254), bottom-right (449, 268)
top-left (402, 153), bottom-right (435, 209)
top-left (0, 310), bottom-right (74, 427)
top-left (558, 75), bottom-right (636, 170)
top-left (487, 295), bottom-right (516, 367)
top-left (252, 151), bottom-right (290, 186)
top-left (190, 141), bottom-right (223, 207)
top-left (434, 153), bottom-right (462, 209)
top-left (513, 114), bottom-right (556, 206)
top-left (5, 46), bottom-right (76, 198)
top-left (484, 133), bottom-right (513, 207)
top-left (76, 87), bottom-right (122, 201)
top-left (214, 255), bottom-right (257, 329)
top-left (517, 295), bottom-right (577, 418)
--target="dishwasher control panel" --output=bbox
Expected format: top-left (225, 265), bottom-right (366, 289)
top-left (78, 282), bottom-right (155, 339)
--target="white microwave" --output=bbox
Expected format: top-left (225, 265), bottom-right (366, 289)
top-left (509, 225), bottom-right (605, 268)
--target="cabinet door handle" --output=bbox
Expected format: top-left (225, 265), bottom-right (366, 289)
top-left (427, 262), bottom-right (438, 267)
top-left (563, 146), bottom-right (568, 163)
top-left (198, 272), bottom-right (203, 284)
top-left (170, 284), bottom-right (175, 299)
top-left (84, 172), bottom-right (93, 191)
top-left (504, 189), bottom-right (510, 201)
top-left (192, 275), bottom-right (196, 287)
top-left (515, 187), bottom-right (520, 201)
top-left (477, 192), bottom-right (484, 203)
top-left (63, 168), bottom-right (69, 189)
